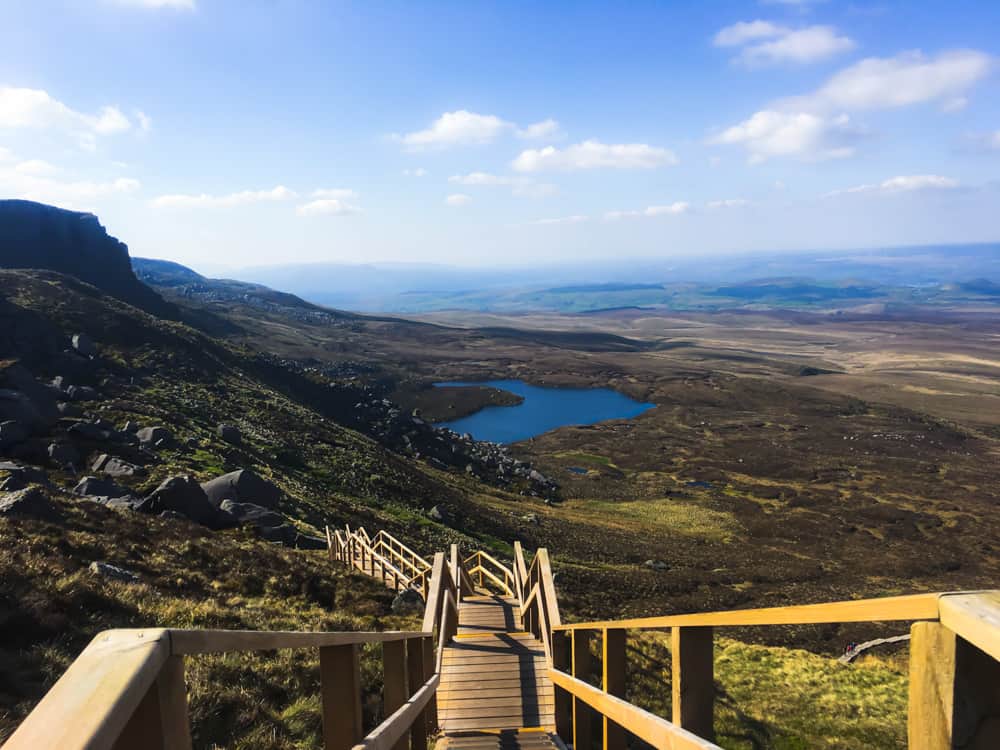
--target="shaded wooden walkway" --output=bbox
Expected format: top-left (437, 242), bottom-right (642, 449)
top-left (437, 595), bottom-right (557, 749)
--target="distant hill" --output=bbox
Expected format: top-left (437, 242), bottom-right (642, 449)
top-left (0, 200), bottom-right (175, 318)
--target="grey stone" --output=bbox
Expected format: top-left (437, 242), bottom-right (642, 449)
top-left (57, 402), bottom-right (83, 417)
top-left (92, 454), bottom-right (145, 478)
top-left (74, 476), bottom-right (129, 498)
top-left (66, 385), bottom-right (98, 402)
top-left (72, 333), bottom-right (96, 357)
top-left (0, 474), bottom-right (27, 492)
top-left (391, 588), bottom-right (425, 615)
top-left (48, 442), bottom-right (79, 466)
top-left (68, 422), bottom-right (107, 440)
top-left (427, 504), bottom-right (453, 525)
top-left (217, 423), bottom-right (242, 445)
top-left (89, 561), bottom-right (139, 583)
top-left (643, 559), bottom-right (668, 571)
top-left (0, 420), bottom-right (28, 448)
top-left (122, 420), bottom-right (140, 433)
top-left (0, 487), bottom-right (60, 521)
top-left (258, 523), bottom-right (297, 545)
top-left (139, 475), bottom-right (217, 526)
top-left (201, 469), bottom-right (281, 510)
top-left (137, 426), bottom-right (172, 447)
top-left (158, 510), bottom-right (188, 522)
top-left (218, 499), bottom-right (284, 528)
top-left (294, 533), bottom-right (328, 550)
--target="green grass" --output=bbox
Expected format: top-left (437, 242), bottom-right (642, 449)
top-left (565, 497), bottom-right (740, 543)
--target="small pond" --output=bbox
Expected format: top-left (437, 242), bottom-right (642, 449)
top-left (435, 379), bottom-right (655, 444)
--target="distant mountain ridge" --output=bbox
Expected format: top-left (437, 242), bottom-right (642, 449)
top-left (0, 199), bottom-right (175, 318)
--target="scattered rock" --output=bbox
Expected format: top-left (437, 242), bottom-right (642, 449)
top-left (137, 426), bottom-right (172, 447)
top-left (643, 559), bottom-right (668, 571)
top-left (0, 487), bottom-right (60, 521)
top-left (217, 423), bottom-right (242, 445)
top-left (427, 504), bottom-right (453, 525)
top-left (48, 442), bottom-right (78, 466)
top-left (522, 513), bottom-right (540, 526)
top-left (158, 510), bottom-right (189, 522)
top-left (92, 454), bottom-right (145, 478)
top-left (0, 474), bottom-right (27, 492)
top-left (0, 420), bottom-right (28, 448)
top-left (391, 588), bottom-right (425, 615)
top-left (72, 333), bottom-right (96, 357)
top-left (258, 523), bottom-right (298, 545)
top-left (74, 475), bottom-right (129, 498)
top-left (66, 385), bottom-right (99, 402)
top-left (122, 420), bottom-right (140, 433)
top-left (294, 533), bottom-right (328, 550)
top-left (57, 402), bottom-right (83, 417)
top-left (89, 561), bottom-right (139, 583)
top-left (139, 475), bottom-right (217, 526)
top-left (218, 499), bottom-right (284, 528)
top-left (68, 422), bottom-right (107, 440)
top-left (201, 469), bottom-right (282, 510)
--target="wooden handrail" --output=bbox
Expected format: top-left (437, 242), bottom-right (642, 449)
top-left (552, 592), bottom-right (943, 631)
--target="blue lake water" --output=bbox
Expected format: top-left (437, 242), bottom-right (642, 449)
top-left (435, 379), bottom-right (655, 444)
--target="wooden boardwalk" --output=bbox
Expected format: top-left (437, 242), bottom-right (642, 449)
top-left (438, 595), bottom-right (557, 749)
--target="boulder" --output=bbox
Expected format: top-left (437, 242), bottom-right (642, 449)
top-left (66, 385), bottom-right (99, 402)
top-left (74, 476), bottom-right (129, 498)
top-left (0, 420), bottom-right (28, 449)
top-left (139, 475), bottom-right (217, 526)
top-left (48, 442), bottom-right (79, 466)
top-left (89, 561), bottom-right (139, 583)
top-left (391, 588), bottom-right (425, 615)
top-left (643, 559), bottom-right (668, 571)
top-left (0, 474), bottom-right (27, 492)
top-left (427, 505), bottom-right (453, 525)
top-left (92, 454), bottom-right (145, 478)
top-left (122, 420), bottom-right (140, 434)
top-left (0, 487), bottom-right (61, 521)
top-left (201, 469), bottom-right (281, 510)
top-left (68, 422), bottom-right (108, 440)
top-left (0, 390), bottom-right (45, 431)
top-left (258, 524), bottom-right (298, 545)
top-left (294, 533), bottom-right (328, 550)
top-left (1, 365), bottom-right (59, 427)
top-left (137, 426), bottom-right (172, 447)
top-left (217, 423), bottom-right (242, 445)
top-left (57, 402), bottom-right (83, 417)
top-left (72, 333), bottom-right (96, 357)
top-left (218, 499), bottom-right (284, 528)
top-left (89, 495), bottom-right (143, 511)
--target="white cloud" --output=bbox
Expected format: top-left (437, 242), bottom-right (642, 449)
top-left (789, 50), bottom-right (993, 112)
top-left (296, 198), bottom-right (361, 216)
top-left (311, 188), bottom-right (356, 199)
top-left (403, 167), bottom-right (428, 177)
top-left (14, 159), bottom-right (59, 176)
top-left (0, 87), bottom-right (144, 148)
top-left (709, 110), bottom-right (862, 163)
top-left (448, 171), bottom-right (555, 198)
top-left (397, 110), bottom-right (512, 149)
top-left (111, 0), bottom-right (196, 9)
top-left (707, 198), bottom-right (750, 209)
top-left (714, 20), bottom-right (786, 47)
top-left (445, 193), bottom-right (471, 207)
top-left (715, 21), bottom-right (853, 65)
top-left (527, 215), bottom-right (588, 226)
top-left (830, 174), bottom-right (960, 196)
top-left (135, 110), bottom-right (153, 132)
top-left (604, 202), bottom-right (690, 220)
top-left (151, 185), bottom-right (296, 208)
top-left (512, 140), bottom-right (677, 172)
top-left (449, 171), bottom-right (515, 186)
top-left (0, 147), bottom-right (12, 162)
top-left (517, 118), bottom-right (562, 140)
top-left (0, 158), bottom-right (141, 209)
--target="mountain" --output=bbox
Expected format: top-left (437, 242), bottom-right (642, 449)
top-left (0, 200), bottom-right (176, 318)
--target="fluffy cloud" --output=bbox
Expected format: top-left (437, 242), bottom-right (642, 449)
top-left (0, 155), bottom-right (140, 209)
top-left (829, 174), bottom-right (960, 196)
top-left (396, 111), bottom-right (560, 149)
top-left (111, 0), bottom-right (196, 9)
top-left (0, 87), bottom-right (143, 149)
top-left (448, 171), bottom-right (555, 198)
top-left (715, 21), bottom-right (853, 65)
top-left (710, 110), bottom-right (862, 163)
top-left (512, 140), bottom-right (677, 172)
top-left (151, 185), bottom-right (296, 208)
top-left (296, 199), bottom-right (361, 216)
top-left (789, 50), bottom-right (993, 112)
top-left (402, 167), bottom-right (428, 177)
top-left (527, 215), bottom-right (588, 226)
top-left (445, 193), bottom-right (471, 207)
top-left (604, 202), bottom-right (690, 220)
top-left (311, 188), bottom-right (356, 199)
top-left (707, 198), bottom-right (750, 209)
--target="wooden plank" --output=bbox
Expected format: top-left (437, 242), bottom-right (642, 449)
top-left (552, 632), bottom-right (572, 741)
top-left (439, 679), bottom-right (554, 692)
top-left (439, 688), bottom-right (555, 701)
top-left (422, 635), bottom-right (437, 735)
top-left (549, 669), bottom-right (721, 750)
top-left (321, 644), bottom-right (363, 750)
top-left (156, 655), bottom-right (192, 750)
top-left (170, 629), bottom-right (429, 655)
top-left (603, 629), bottom-right (626, 750)
top-left (439, 696), bottom-right (555, 710)
top-left (553, 593), bottom-right (942, 632)
top-left (408, 637), bottom-right (428, 750)
top-left (571, 630), bottom-right (594, 750)
top-left (908, 621), bottom-right (955, 750)
top-left (672, 627), bottom-right (715, 742)
top-left (442, 663), bottom-right (550, 675)
top-left (383, 640), bottom-right (408, 750)
top-left (353, 674), bottom-right (440, 750)
top-left (938, 591), bottom-right (1000, 662)
top-left (3, 629), bottom-right (170, 750)
top-left (112, 674), bottom-right (165, 750)
top-left (440, 705), bottom-right (556, 720)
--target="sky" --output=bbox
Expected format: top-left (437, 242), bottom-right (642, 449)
top-left (1, 0), bottom-right (999, 272)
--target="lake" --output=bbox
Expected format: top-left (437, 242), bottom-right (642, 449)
top-left (435, 379), bottom-right (655, 444)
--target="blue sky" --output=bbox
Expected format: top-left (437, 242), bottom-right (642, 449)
top-left (1, 0), bottom-right (998, 271)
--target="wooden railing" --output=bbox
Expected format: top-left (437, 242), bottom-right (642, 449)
top-left (549, 591), bottom-right (1000, 750)
top-left (463, 549), bottom-right (516, 597)
top-left (329, 525), bottom-right (433, 599)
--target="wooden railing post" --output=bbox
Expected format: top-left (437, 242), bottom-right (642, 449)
top-left (572, 629), bottom-right (595, 750)
top-left (408, 637), bottom-right (428, 750)
top-left (909, 621), bottom-right (1000, 749)
top-left (603, 628), bottom-right (627, 750)
top-left (422, 636), bottom-right (437, 733)
top-left (383, 640), bottom-right (409, 750)
top-left (553, 631), bottom-right (573, 741)
top-left (672, 626), bottom-right (715, 741)
top-left (321, 644), bottom-right (363, 750)
top-left (112, 655), bottom-right (191, 750)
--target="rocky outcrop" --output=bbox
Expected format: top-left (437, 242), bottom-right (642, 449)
top-left (201, 469), bottom-right (281, 510)
top-left (139, 476), bottom-right (217, 526)
top-left (0, 487), bottom-right (61, 521)
top-left (0, 200), bottom-right (175, 318)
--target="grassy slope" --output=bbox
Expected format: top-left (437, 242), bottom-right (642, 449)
top-left (0, 270), bottom-right (920, 748)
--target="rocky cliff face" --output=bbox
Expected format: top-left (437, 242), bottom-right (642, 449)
top-left (0, 200), bottom-right (174, 317)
